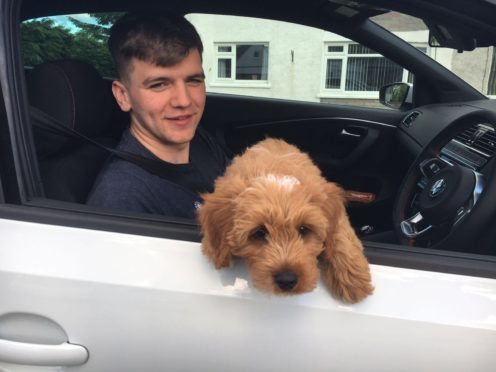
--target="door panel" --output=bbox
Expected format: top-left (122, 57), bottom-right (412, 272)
top-left (1, 218), bottom-right (496, 371)
top-left (203, 93), bottom-right (408, 232)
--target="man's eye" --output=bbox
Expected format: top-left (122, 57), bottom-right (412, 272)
top-left (149, 83), bottom-right (166, 90)
top-left (251, 227), bottom-right (268, 241)
top-left (188, 78), bottom-right (204, 85)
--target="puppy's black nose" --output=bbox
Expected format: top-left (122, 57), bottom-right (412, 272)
top-left (274, 271), bottom-right (298, 291)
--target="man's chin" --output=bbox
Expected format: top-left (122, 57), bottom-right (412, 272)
top-left (161, 133), bottom-right (196, 147)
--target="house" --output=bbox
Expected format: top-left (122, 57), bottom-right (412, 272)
top-left (188, 12), bottom-right (495, 106)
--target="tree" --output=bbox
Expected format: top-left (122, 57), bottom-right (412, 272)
top-left (21, 19), bottom-right (74, 66)
top-left (68, 13), bottom-right (123, 43)
top-left (21, 13), bottom-right (123, 77)
top-left (91, 13), bottom-right (123, 28)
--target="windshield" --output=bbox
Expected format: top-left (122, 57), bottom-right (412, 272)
top-left (20, 10), bottom-right (495, 110)
top-left (371, 12), bottom-right (496, 99)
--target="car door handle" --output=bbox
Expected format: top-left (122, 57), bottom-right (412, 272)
top-left (0, 338), bottom-right (89, 366)
top-left (340, 126), bottom-right (367, 138)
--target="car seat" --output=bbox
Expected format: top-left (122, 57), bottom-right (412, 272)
top-left (26, 59), bottom-right (122, 203)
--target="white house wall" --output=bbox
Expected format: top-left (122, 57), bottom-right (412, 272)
top-left (188, 14), bottom-right (351, 103)
top-left (187, 14), bottom-right (482, 103)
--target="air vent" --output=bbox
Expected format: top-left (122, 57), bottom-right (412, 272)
top-left (402, 111), bottom-right (421, 128)
top-left (455, 124), bottom-right (496, 157)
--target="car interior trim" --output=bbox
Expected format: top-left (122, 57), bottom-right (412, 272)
top-left (232, 116), bottom-right (397, 130)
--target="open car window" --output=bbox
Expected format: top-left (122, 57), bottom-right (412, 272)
top-left (22, 10), bottom-right (495, 115)
top-left (22, 12), bottom-right (422, 109)
top-left (370, 13), bottom-right (496, 99)
top-left (12, 6), bottom-right (496, 259)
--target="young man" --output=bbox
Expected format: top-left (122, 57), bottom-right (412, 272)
top-left (87, 12), bottom-right (229, 218)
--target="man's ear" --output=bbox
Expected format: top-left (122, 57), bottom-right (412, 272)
top-left (112, 80), bottom-right (132, 112)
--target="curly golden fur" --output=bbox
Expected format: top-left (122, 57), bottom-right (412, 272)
top-left (198, 138), bottom-right (373, 303)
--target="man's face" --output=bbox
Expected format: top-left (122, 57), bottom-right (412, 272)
top-left (113, 49), bottom-right (206, 156)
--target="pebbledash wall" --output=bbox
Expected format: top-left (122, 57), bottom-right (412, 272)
top-left (187, 13), bottom-right (495, 106)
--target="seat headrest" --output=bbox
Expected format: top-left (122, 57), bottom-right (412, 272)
top-left (27, 59), bottom-right (113, 138)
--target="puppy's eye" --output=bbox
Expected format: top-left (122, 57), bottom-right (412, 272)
top-left (252, 227), bottom-right (268, 241)
top-left (298, 226), bottom-right (311, 237)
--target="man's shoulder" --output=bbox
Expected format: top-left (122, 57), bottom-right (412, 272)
top-left (191, 127), bottom-right (230, 169)
top-left (86, 155), bottom-right (201, 216)
top-left (86, 127), bottom-right (227, 217)
top-left (86, 158), bottom-right (155, 209)
top-left (90, 155), bottom-right (193, 197)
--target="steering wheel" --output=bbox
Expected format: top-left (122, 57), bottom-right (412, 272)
top-left (392, 111), bottom-right (496, 252)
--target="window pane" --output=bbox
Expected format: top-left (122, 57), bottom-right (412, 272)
top-left (218, 46), bottom-right (232, 53)
top-left (218, 58), bottom-right (232, 78)
top-left (325, 59), bottom-right (342, 89)
top-left (328, 46), bottom-right (344, 53)
top-left (488, 50), bottom-right (496, 95)
top-left (346, 57), bottom-right (403, 91)
top-left (235, 45), bottom-right (268, 80)
top-left (348, 44), bottom-right (376, 55)
top-left (21, 14), bottom-right (119, 77)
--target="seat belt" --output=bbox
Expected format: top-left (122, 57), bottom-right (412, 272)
top-left (30, 106), bottom-right (212, 193)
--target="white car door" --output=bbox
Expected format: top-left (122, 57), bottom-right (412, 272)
top-left (1, 1), bottom-right (496, 370)
top-left (1, 215), bottom-right (496, 372)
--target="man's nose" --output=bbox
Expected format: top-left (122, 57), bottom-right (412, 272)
top-left (170, 82), bottom-right (192, 107)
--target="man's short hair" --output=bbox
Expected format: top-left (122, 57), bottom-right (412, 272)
top-left (108, 12), bottom-right (204, 79)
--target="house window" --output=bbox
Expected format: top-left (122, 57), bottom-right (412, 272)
top-left (488, 48), bottom-right (496, 96)
top-left (325, 59), bottom-right (342, 89)
top-left (215, 43), bottom-right (269, 82)
top-left (323, 43), bottom-right (426, 95)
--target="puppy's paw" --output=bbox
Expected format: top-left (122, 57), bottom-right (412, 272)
top-left (320, 252), bottom-right (374, 304)
top-left (326, 264), bottom-right (374, 303)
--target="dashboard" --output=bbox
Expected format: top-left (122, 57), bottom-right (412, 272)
top-left (394, 99), bottom-right (496, 249)
top-left (398, 99), bottom-right (496, 172)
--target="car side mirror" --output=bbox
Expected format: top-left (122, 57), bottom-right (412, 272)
top-left (379, 82), bottom-right (412, 110)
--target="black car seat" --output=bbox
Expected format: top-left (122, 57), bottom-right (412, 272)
top-left (26, 59), bottom-right (122, 203)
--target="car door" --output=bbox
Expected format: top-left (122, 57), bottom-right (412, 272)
top-left (193, 13), bottom-right (413, 235)
top-left (203, 93), bottom-right (406, 233)
top-left (2, 201), bottom-right (496, 371)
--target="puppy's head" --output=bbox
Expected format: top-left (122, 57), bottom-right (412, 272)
top-left (200, 173), bottom-right (334, 295)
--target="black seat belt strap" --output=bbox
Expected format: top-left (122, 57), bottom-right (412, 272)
top-left (30, 106), bottom-right (208, 193)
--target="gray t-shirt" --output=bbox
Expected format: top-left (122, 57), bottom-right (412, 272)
top-left (86, 128), bottom-right (229, 219)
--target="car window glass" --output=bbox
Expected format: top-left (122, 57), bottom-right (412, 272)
top-left (0, 86), bottom-right (6, 203)
top-left (370, 12), bottom-right (496, 99)
top-left (187, 13), bottom-right (418, 108)
top-left (21, 13), bottom-right (121, 78)
top-left (20, 12), bottom-right (496, 103)
top-left (21, 12), bottom-right (419, 109)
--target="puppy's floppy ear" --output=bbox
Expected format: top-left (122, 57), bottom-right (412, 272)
top-left (197, 177), bottom-right (241, 269)
top-left (319, 182), bottom-right (374, 303)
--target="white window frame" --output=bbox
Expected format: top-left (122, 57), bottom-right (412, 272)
top-left (487, 46), bottom-right (496, 98)
top-left (211, 42), bottom-right (270, 88)
top-left (319, 42), bottom-right (428, 99)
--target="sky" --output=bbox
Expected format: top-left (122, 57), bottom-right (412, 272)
top-left (38, 14), bottom-right (97, 32)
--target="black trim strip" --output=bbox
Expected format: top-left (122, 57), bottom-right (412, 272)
top-left (233, 116), bottom-right (397, 130)
top-left (364, 241), bottom-right (496, 279)
top-left (0, 202), bottom-right (202, 242)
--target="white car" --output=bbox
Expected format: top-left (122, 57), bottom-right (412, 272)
top-left (1, 0), bottom-right (496, 371)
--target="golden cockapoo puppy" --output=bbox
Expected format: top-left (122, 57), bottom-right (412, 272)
top-left (198, 138), bottom-right (374, 303)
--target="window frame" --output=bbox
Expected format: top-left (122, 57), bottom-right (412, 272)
top-left (5, 7), bottom-right (495, 282)
top-left (488, 46), bottom-right (496, 97)
top-left (319, 42), bottom-right (428, 99)
top-left (211, 42), bottom-right (270, 88)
